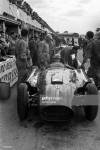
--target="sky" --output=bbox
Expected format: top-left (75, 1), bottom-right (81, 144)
top-left (26, 0), bottom-right (100, 34)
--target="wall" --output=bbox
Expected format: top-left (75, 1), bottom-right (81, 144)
top-left (0, 0), bottom-right (51, 33)
top-left (0, 0), bottom-right (42, 30)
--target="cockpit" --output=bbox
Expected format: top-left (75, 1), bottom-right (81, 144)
top-left (48, 53), bottom-right (78, 69)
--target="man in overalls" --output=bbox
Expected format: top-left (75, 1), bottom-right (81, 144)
top-left (15, 29), bottom-right (32, 85)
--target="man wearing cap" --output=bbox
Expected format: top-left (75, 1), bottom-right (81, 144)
top-left (80, 31), bottom-right (100, 89)
top-left (15, 29), bottom-right (32, 85)
top-left (38, 34), bottom-right (50, 70)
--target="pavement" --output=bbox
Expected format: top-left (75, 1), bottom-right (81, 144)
top-left (0, 84), bottom-right (100, 150)
top-left (0, 49), bottom-right (100, 150)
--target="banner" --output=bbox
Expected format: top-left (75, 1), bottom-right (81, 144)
top-left (0, 56), bottom-right (18, 87)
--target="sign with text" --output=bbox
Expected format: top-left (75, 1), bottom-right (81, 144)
top-left (0, 56), bottom-right (18, 87)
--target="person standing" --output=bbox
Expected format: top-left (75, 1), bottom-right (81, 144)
top-left (80, 31), bottom-right (100, 89)
top-left (55, 36), bottom-right (61, 47)
top-left (38, 34), bottom-right (50, 70)
top-left (67, 37), bottom-right (70, 45)
top-left (0, 37), bottom-right (9, 56)
top-left (78, 36), bottom-right (82, 49)
top-left (8, 32), bottom-right (16, 55)
top-left (15, 29), bottom-right (32, 85)
top-left (34, 34), bottom-right (41, 46)
top-left (29, 36), bottom-right (38, 66)
top-left (72, 37), bottom-right (74, 46)
top-left (46, 34), bottom-right (54, 63)
top-left (81, 37), bottom-right (87, 57)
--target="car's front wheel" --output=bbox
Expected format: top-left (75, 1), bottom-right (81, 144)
top-left (17, 83), bottom-right (29, 121)
top-left (84, 83), bottom-right (98, 121)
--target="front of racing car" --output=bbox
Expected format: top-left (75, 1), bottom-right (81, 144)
top-left (37, 65), bottom-right (78, 121)
top-left (35, 52), bottom-right (89, 122)
top-left (17, 53), bottom-right (98, 121)
top-left (25, 53), bottom-right (90, 122)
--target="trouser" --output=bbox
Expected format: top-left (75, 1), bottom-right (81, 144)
top-left (93, 68), bottom-right (100, 88)
top-left (17, 68), bottom-right (29, 86)
top-left (79, 43), bottom-right (81, 49)
top-left (87, 66), bottom-right (100, 88)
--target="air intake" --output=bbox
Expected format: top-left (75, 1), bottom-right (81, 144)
top-left (40, 106), bottom-right (74, 121)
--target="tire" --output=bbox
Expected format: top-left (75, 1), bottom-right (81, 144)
top-left (17, 83), bottom-right (29, 121)
top-left (72, 58), bottom-right (78, 69)
top-left (84, 83), bottom-right (98, 121)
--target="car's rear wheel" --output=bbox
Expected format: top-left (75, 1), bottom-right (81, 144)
top-left (17, 83), bottom-right (29, 121)
top-left (84, 83), bottom-right (98, 121)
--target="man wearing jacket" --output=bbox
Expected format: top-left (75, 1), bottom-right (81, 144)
top-left (15, 29), bottom-right (32, 85)
top-left (80, 31), bottom-right (100, 89)
top-left (29, 36), bottom-right (38, 66)
top-left (38, 34), bottom-right (50, 70)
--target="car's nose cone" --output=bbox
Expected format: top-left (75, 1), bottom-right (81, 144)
top-left (40, 106), bottom-right (74, 122)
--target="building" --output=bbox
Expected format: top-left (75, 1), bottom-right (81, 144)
top-left (0, 0), bottom-right (55, 37)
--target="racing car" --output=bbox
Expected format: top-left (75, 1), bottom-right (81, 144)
top-left (17, 54), bottom-right (98, 122)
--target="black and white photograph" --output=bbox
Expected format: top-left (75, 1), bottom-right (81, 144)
top-left (0, 0), bottom-right (100, 149)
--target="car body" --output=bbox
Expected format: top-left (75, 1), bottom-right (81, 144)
top-left (17, 57), bottom-right (98, 122)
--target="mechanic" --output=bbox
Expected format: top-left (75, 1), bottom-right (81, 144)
top-left (81, 36), bottom-right (87, 57)
top-left (29, 36), bottom-right (38, 66)
top-left (47, 34), bottom-right (55, 63)
top-left (78, 36), bottom-right (82, 49)
top-left (15, 29), bottom-right (32, 85)
top-left (80, 31), bottom-right (100, 89)
top-left (60, 45), bottom-right (78, 67)
top-left (38, 34), bottom-right (50, 70)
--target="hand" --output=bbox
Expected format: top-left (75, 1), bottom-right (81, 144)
top-left (78, 64), bottom-right (85, 70)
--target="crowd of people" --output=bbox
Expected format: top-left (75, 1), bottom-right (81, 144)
top-left (1, 29), bottom-right (100, 90)
top-left (61, 31), bottom-right (100, 90)
top-left (0, 31), bottom-right (19, 59)
top-left (7, 29), bottom-right (61, 85)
